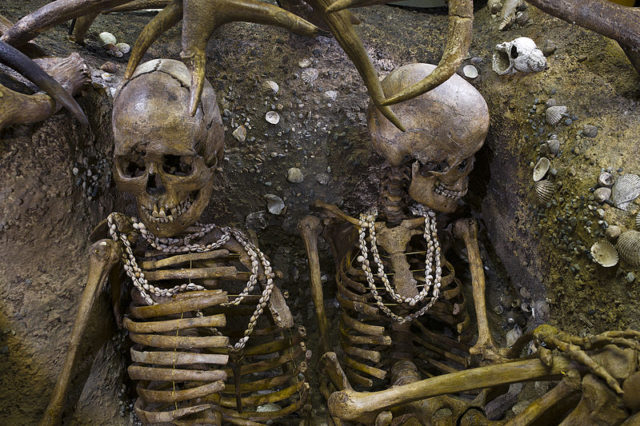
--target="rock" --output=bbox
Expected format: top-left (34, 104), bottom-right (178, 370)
top-left (541, 39), bottom-right (557, 56)
top-left (583, 124), bottom-right (598, 138)
top-left (264, 194), bottom-right (285, 215)
top-left (232, 125), bottom-right (247, 142)
top-left (593, 187), bottom-right (611, 203)
top-left (99, 31), bottom-right (117, 46)
top-left (287, 168), bottom-right (304, 183)
top-left (316, 173), bottom-right (330, 185)
top-left (462, 64), bottom-right (478, 79)
top-left (324, 90), bottom-right (338, 101)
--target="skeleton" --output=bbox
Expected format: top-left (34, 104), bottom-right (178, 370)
top-left (0, 15), bottom-right (88, 130)
top-left (0, 0), bottom-right (474, 130)
top-left (299, 63), bottom-right (640, 424)
top-left (42, 59), bottom-right (310, 425)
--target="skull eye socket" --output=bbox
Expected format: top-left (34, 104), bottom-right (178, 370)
top-left (417, 160), bottom-right (450, 176)
top-left (117, 154), bottom-right (146, 178)
top-left (162, 155), bottom-right (193, 176)
top-left (458, 159), bottom-right (469, 171)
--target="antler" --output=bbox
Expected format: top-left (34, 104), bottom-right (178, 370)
top-left (317, 0), bottom-right (473, 109)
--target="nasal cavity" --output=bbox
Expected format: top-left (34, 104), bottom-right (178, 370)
top-left (146, 173), bottom-right (166, 195)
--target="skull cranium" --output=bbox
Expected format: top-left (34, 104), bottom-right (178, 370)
top-left (368, 63), bottom-right (489, 213)
top-left (112, 59), bottom-right (224, 237)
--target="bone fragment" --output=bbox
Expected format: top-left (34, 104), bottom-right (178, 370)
top-left (129, 332), bottom-right (229, 349)
top-left (128, 365), bottom-right (227, 381)
top-left (220, 380), bottom-right (307, 408)
top-left (140, 249), bottom-right (230, 269)
top-left (130, 290), bottom-right (227, 318)
top-left (124, 313), bottom-right (225, 333)
top-left (137, 380), bottom-right (225, 403)
top-left (130, 348), bottom-right (229, 365)
top-left (142, 266), bottom-right (246, 281)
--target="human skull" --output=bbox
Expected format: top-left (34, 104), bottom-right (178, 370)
top-left (492, 37), bottom-right (546, 75)
top-left (112, 59), bottom-right (224, 237)
top-left (368, 63), bottom-right (489, 214)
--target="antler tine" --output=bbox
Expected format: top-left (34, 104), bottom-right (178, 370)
top-left (382, 0), bottom-right (473, 105)
top-left (124, 0), bottom-right (183, 79)
top-left (307, 0), bottom-right (406, 130)
top-left (325, 0), bottom-right (390, 14)
top-left (0, 40), bottom-right (88, 127)
top-left (181, 0), bottom-right (320, 116)
top-left (0, 0), bottom-right (132, 47)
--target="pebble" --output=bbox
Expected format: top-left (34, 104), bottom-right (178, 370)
top-left (232, 125), bottom-right (247, 142)
top-left (264, 194), bottom-right (286, 215)
top-left (462, 64), bottom-right (478, 79)
top-left (582, 124), bottom-right (598, 138)
top-left (316, 173), bottom-right (330, 185)
top-left (541, 39), bottom-right (557, 56)
top-left (605, 225), bottom-right (622, 240)
top-left (626, 272), bottom-right (636, 283)
top-left (593, 187), bottom-right (611, 203)
top-left (99, 31), bottom-right (117, 46)
top-left (287, 168), bottom-right (304, 183)
top-left (324, 90), bottom-right (338, 101)
top-left (564, 118), bottom-right (573, 126)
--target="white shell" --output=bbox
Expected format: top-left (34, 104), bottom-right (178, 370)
top-left (115, 42), bottom-right (130, 54)
top-left (298, 58), bottom-right (312, 68)
top-left (590, 240), bottom-right (619, 267)
top-left (616, 230), bottom-right (640, 267)
top-left (492, 37), bottom-right (546, 75)
top-left (611, 174), bottom-right (640, 210)
top-left (262, 80), bottom-right (279, 94)
top-left (463, 64), bottom-right (479, 79)
top-left (598, 171), bottom-right (615, 187)
top-left (535, 180), bottom-right (555, 203)
top-left (287, 167), bottom-right (304, 183)
top-left (533, 157), bottom-right (551, 182)
top-left (265, 111), bottom-right (280, 125)
top-left (264, 194), bottom-right (285, 215)
top-left (301, 68), bottom-right (319, 84)
top-left (545, 105), bottom-right (567, 126)
top-left (547, 138), bottom-right (560, 156)
top-left (99, 31), bottom-right (117, 46)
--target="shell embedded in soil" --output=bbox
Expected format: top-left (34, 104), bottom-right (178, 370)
top-left (598, 171), bottom-right (615, 187)
top-left (593, 187), bottom-right (612, 203)
top-left (301, 68), bottom-right (319, 84)
top-left (265, 111), bottom-right (280, 125)
top-left (533, 157), bottom-right (551, 182)
top-left (545, 105), bottom-right (567, 126)
top-left (611, 174), bottom-right (640, 210)
top-left (535, 179), bottom-right (555, 203)
top-left (616, 230), bottom-right (640, 267)
top-left (262, 80), bottom-right (279, 95)
top-left (590, 240), bottom-right (619, 267)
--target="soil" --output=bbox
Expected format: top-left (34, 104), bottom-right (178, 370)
top-left (1, 0), bottom-right (639, 424)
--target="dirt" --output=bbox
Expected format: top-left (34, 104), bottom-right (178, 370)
top-left (1, 0), bottom-right (639, 424)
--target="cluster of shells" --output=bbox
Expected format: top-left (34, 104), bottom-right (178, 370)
top-left (98, 32), bottom-right (130, 58)
top-left (590, 170), bottom-right (640, 268)
top-left (533, 157), bottom-right (554, 204)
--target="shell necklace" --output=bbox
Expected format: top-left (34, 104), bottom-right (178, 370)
top-left (107, 212), bottom-right (275, 351)
top-left (357, 204), bottom-right (442, 323)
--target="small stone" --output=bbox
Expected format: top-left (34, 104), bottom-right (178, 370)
top-left (316, 173), bottom-right (330, 185)
top-left (264, 194), bottom-right (286, 215)
top-left (470, 56), bottom-right (483, 64)
top-left (605, 225), bottom-right (622, 240)
top-left (564, 118), bottom-right (573, 126)
top-left (462, 64), bottom-right (478, 79)
top-left (232, 125), bottom-right (247, 142)
top-left (582, 124), bottom-right (598, 138)
top-left (100, 61), bottom-right (118, 73)
top-left (287, 168), bottom-right (304, 183)
top-left (324, 90), bottom-right (338, 101)
top-left (265, 111), bottom-right (280, 125)
top-left (99, 31), bottom-right (117, 46)
top-left (541, 39), bottom-right (557, 56)
top-left (298, 58), bottom-right (312, 68)
top-left (626, 272), bottom-right (636, 283)
top-left (593, 187), bottom-right (612, 203)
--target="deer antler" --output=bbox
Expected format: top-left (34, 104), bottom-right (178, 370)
top-left (318, 0), bottom-right (473, 108)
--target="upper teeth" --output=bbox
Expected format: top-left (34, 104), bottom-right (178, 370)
top-left (143, 195), bottom-right (195, 223)
top-left (434, 182), bottom-right (467, 200)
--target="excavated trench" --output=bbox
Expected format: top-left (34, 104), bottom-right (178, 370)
top-left (1, 1), bottom-right (639, 424)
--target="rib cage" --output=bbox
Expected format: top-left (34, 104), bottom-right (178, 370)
top-left (336, 243), bottom-right (471, 391)
top-left (123, 239), bottom-right (309, 424)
